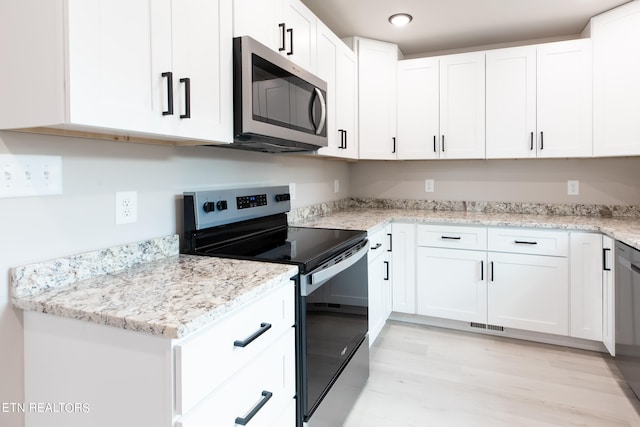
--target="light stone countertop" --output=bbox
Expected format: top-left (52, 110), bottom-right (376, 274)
top-left (11, 236), bottom-right (297, 339)
top-left (12, 202), bottom-right (640, 340)
top-left (293, 208), bottom-right (640, 251)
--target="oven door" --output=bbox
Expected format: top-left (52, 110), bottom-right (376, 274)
top-left (299, 241), bottom-right (369, 424)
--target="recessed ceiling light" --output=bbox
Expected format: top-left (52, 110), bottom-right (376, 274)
top-left (388, 13), bottom-right (413, 26)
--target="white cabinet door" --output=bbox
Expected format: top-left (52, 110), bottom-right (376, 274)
top-left (170, 0), bottom-right (233, 142)
top-left (439, 52), bottom-right (485, 159)
top-left (233, 0), bottom-right (280, 50)
top-left (569, 232), bottom-right (603, 341)
top-left (69, 0), bottom-right (160, 133)
top-left (602, 235), bottom-right (615, 355)
top-left (537, 39), bottom-right (592, 158)
top-left (280, 0), bottom-right (316, 71)
top-left (486, 46), bottom-right (537, 159)
top-left (488, 252), bottom-right (569, 335)
top-left (357, 38), bottom-right (398, 160)
top-left (316, 24), bottom-right (358, 159)
top-left (592, 1), bottom-right (640, 156)
top-left (336, 44), bottom-right (359, 159)
top-left (486, 39), bottom-right (592, 159)
top-left (392, 223), bottom-right (416, 314)
top-left (316, 23), bottom-right (339, 157)
top-left (396, 58), bottom-right (440, 159)
top-left (417, 247), bottom-right (487, 323)
top-left (368, 226), bottom-right (392, 345)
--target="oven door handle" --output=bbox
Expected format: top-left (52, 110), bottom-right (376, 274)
top-left (302, 239), bottom-right (368, 296)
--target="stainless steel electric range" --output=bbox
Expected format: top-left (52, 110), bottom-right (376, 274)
top-left (183, 185), bottom-right (370, 427)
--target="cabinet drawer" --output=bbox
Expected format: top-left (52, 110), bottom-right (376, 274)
top-left (175, 282), bottom-right (294, 415)
top-left (176, 329), bottom-right (295, 427)
top-left (487, 228), bottom-right (568, 256)
top-left (416, 225), bottom-right (487, 251)
top-left (368, 226), bottom-right (390, 258)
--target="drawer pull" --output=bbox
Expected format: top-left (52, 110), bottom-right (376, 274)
top-left (441, 236), bottom-right (461, 240)
top-left (514, 240), bottom-right (537, 245)
top-left (603, 248), bottom-right (611, 272)
top-left (233, 323), bottom-right (272, 348)
top-left (370, 243), bottom-right (382, 250)
top-left (235, 390), bottom-right (273, 425)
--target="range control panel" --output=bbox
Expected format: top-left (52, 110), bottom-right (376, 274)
top-left (237, 193), bottom-right (268, 210)
top-left (185, 185), bottom-right (291, 230)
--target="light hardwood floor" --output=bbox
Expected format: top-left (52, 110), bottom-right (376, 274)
top-left (343, 321), bottom-right (640, 427)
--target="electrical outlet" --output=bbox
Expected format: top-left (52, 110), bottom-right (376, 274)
top-left (425, 179), bottom-right (435, 193)
top-left (567, 180), bottom-right (579, 196)
top-left (334, 179), bottom-right (340, 194)
top-left (289, 183), bottom-right (296, 201)
top-left (115, 191), bottom-right (138, 224)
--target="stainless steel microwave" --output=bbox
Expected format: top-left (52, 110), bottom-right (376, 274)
top-left (232, 36), bottom-right (328, 153)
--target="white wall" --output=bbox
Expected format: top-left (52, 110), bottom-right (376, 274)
top-left (0, 131), bottom-right (349, 427)
top-left (349, 158), bottom-right (640, 205)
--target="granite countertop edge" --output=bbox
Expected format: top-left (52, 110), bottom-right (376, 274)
top-left (11, 236), bottom-right (298, 340)
top-left (292, 208), bottom-right (640, 251)
top-left (11, 205), bottom-right (640, 340)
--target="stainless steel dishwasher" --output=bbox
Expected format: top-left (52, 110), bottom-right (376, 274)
top-left (615, 240), bottom-right (640, 399)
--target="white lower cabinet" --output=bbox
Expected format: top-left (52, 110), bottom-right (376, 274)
top-left (569, 232), bottom-right (603, 341)
top-left (417, 247), bottom-right (487, 323)
top-left (487, 251), bottom-right (569, 335)
top-left (391, 223), bottom-right (416, 314)
top-left (602, 235), bottom-right (615, 355)
top-left (368, 225), bottom-right (392, 345)
top-left (22, 278), bottom-right (296, 427)
top-left (415, 225), bottom-right (571, 337)
top-left (176, 329), bottom-right (295, 427)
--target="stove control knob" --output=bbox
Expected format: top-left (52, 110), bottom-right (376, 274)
top-left (216, 200), bottom-right (228, 211)
top-left (275, 193), bottom-right (291, 202)
top-left (203, 202), bottom-right (215, 213)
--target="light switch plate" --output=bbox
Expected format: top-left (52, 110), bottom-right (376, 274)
top-left (0, 155), bottom-right (63, 198)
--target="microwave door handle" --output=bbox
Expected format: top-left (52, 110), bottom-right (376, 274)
top-left (313, 87), bottom-right (327, 135)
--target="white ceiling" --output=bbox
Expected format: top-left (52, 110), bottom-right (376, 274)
top-left (300, 0), bottom-right (631, 56)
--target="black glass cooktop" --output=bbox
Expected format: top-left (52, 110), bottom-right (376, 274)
top-left (196, 226), bottom-right (366, 274)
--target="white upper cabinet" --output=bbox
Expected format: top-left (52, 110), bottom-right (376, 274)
top-left (486, 39), bottom-right (592, 159)
top-left (233, 0), bottom-right (280, 49)
top-left (281, 0), bottom-right (317, 71)
top-left (439, 52), bottom-right (486, 159)
top-left (536, 39), bottom-right (592, 158)
top-left (169, 0), bottom-right (233, 142)
top-left (397, 58), bottom-right (440, 159)
top-left (486, 46), bottom-right (537, 158)
top-left (397, 51), bottom-right (485, 160)
top-left (316, 23), bottom-right (358, 159)
top-left (592, 0), bottom-right (640, 156)
top-left (335, 45), bottom-right (359, 159)
top-left (233, 0), bottom-right (316, 72)
top-left (355, 38), bottom-right (400, 160)
top-left (0, 0), bottom-right (233, 144)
